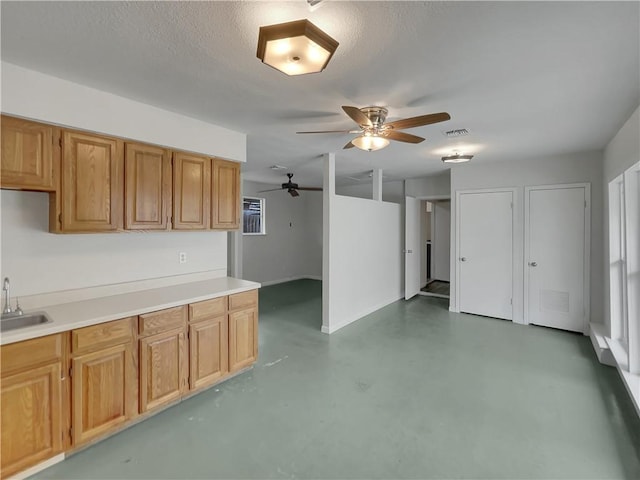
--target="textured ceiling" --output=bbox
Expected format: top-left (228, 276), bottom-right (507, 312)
top-left (1, 1), bottom-right (638, 187)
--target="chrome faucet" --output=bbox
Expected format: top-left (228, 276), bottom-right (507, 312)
top-left (2, 278), bottom-right (22, 316)
top-left (3, 278), bottom-right (12, 314)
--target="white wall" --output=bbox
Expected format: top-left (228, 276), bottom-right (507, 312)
top-left (449, 151), bottom-right (604, 324)
top-left (406, 171), bottom-right (451, 198)
top-left (0, 190), bottom-right (227, 298)
top-left (603, 105), bottom-right (640, 331)
top-left (241, 181), bottom-right (322, 285)
top-left (336, 180), bottom-right (404, 204)
top-left (0, 62), bottom-right (247, 298)
top-left (1, 62), bottom-right (246, 162)
top-left (433, 200), bottom-right (451, 282)
top-left (324, 193), bottom-right (403, 333)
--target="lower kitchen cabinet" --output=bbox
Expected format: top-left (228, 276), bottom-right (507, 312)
top-left (0, 288), bottom-right (258, 478)
top-left (229, 306), bottom-right (258, 373)
top-left (70, 318), bottom-right (137, 446)
top-left (0, 335), bottom-right (64, 478)
top-left (139, 328), bottom-right (187, 412)
top-left (189, 316), bottom-right (229, 391)
top-left (71, 343), bottom-right (136, 445)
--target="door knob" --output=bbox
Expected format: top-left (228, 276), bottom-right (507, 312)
top-left (460, 257), bottom-right (467, 262)
top-left (529, 261), bottom-right (538, 267)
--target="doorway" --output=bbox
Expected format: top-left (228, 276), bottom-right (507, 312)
top-left (404, 195), bottom-right (451, 301)
top-left (421, 200), bottom-right (450, 298)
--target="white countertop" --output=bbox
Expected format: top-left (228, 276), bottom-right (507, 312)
top-left (0, 277), bottom-right (260, 345)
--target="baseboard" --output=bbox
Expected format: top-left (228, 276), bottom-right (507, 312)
top-left (589, 322), bottom-right (616, 367)
top-left (8, 453), bottom-right (65, 480)
top-left (605, 337), bottom-right (640, 418)
top-left (322, 295), bottom-right (402, 334)
top-left (418, 292), bottom-right (449, 300)
top-left (260, 275), bottom-right (321, 287)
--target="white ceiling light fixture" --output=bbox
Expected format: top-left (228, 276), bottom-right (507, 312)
top-left (256, 19), bottom-right (339, 76)
top-left (351, 134), bottom-right (390, 152)
top-left (442, 153), bottom-right (473, 163)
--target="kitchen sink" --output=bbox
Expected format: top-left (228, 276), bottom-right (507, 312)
top-left (0, 312), bottom-right (52, 332)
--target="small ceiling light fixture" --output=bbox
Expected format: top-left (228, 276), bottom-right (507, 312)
top-left (442, 153), bottom-right (473, 164)
top-left (352, 134), bottom-right (390, 152)
top-left (256, 19), bottom-right (339, 76)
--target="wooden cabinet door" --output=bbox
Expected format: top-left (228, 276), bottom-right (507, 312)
top-left (124, 142), bottom-right (172, 230)
top-left (1, 363), bottom-right (63, 477)
top-left (211, 158), bottom-right (240, 230)
top-left (71, 343), bottom-right (136, 445)
top-left (61, 130), bottom-right (123, 232)
top-left (173, 152), bottom-right (210, 230)
top-left (1, 116), bottom-right (55, 191)
top-left (189, 316), bottom-right (228, 391)
top-left (229, 307), bottom-right (258, 373)
top-left (139, 328), bottom-right (187, 412)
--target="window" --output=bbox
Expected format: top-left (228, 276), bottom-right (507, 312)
top-left (609, 160), bottom-right (640, 375)
top-left (243, 197), bottom-right (265, 235)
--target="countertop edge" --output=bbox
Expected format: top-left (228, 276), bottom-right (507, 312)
top-left (0, 278), bottom-right (261, 346)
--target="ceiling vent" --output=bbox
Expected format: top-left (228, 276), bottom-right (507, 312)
top-left (443, 128), bottom-right (469, 138)
top-left (269, 165), bottom-right (287, 170)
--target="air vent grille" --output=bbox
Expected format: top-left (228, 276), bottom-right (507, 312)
top-left (269, 165), bottom-right (287, 170)
top-left (443, 128), bottom-right (469, 137)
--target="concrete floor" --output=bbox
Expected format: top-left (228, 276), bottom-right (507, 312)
top-left (34, 279), bottom-right (640, 479)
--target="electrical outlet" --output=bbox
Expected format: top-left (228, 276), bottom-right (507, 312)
top-left (179, 252), bottom-right (187, 264)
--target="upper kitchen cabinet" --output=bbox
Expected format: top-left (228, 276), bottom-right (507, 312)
top-left (211, 158), bottom-right (240, 230)
top-left (124, 142), bottom-right (172, 231)
top-left (56, 130), bottom-right (124, 233)
top-left (1, 115), bottom-right (57, 191)
top-left (173, 152), bottom-right (210, 230)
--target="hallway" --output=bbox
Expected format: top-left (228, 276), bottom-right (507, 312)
top-left (35, 279), bottom-right (640, 479)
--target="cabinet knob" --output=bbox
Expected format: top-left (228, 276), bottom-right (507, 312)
top-left (460, 257), bottom-right (467, 262)
top-left (529, 261), bottom-right (538, 267)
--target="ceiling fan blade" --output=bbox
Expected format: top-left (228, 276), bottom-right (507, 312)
top-left (288, 189), bottom-right (300, 197)
top-left (342, 106), bottom-right (372, 127)
top-left (343, 141), bottom-right (355, 149)
top-left (297, 187), bottom-right (323, 191)
top-left (382, 130), bottom-right (425, 144)
top-left (296, 130), bottom-right (355, 134)
top-left (385, 112), bottom-right (451, 130)
top-left (257, 187), bottom-right (283, 193)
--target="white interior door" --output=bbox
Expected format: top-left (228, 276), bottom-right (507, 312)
top-left (526, 185), bottom-right (588, 333)
top-left (458, 191), bottom-right (513, 320)
top-left (405, 196), bottom-right (421, 300)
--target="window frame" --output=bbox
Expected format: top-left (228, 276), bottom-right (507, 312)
top-left (242, 196), bottom-right (266, 236)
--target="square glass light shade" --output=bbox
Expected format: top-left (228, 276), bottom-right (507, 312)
top-left (257, 19), bottom-right (339, 76)
top-left (442, 154), bottom-right (473, 163)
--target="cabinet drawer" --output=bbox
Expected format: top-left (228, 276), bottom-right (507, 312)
top-left (228, 290), bottom-right (258, 311)
top-left (139, 306), bottom-right (187, 337)
top-left (72, 318), bottom-right (134, 354)
top-left (189, 297), bottom-right (226, 322)
top-left (1, 334), bottom-right (64, 375)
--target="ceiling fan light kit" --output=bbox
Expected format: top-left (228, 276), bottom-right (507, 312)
top-left (352, 134), bottom-right (390, 152)
top-left (442, 153), bottom-right (473, 164)
top-left (256, 19), bottom-right (339, 76)
top-left (297, 105), bottom-right (451, 152)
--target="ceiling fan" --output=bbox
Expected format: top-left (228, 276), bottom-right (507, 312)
top-left (258, 173), bottom-right (322, 197)
top-left (297, 106), bottom-right (451, 151)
